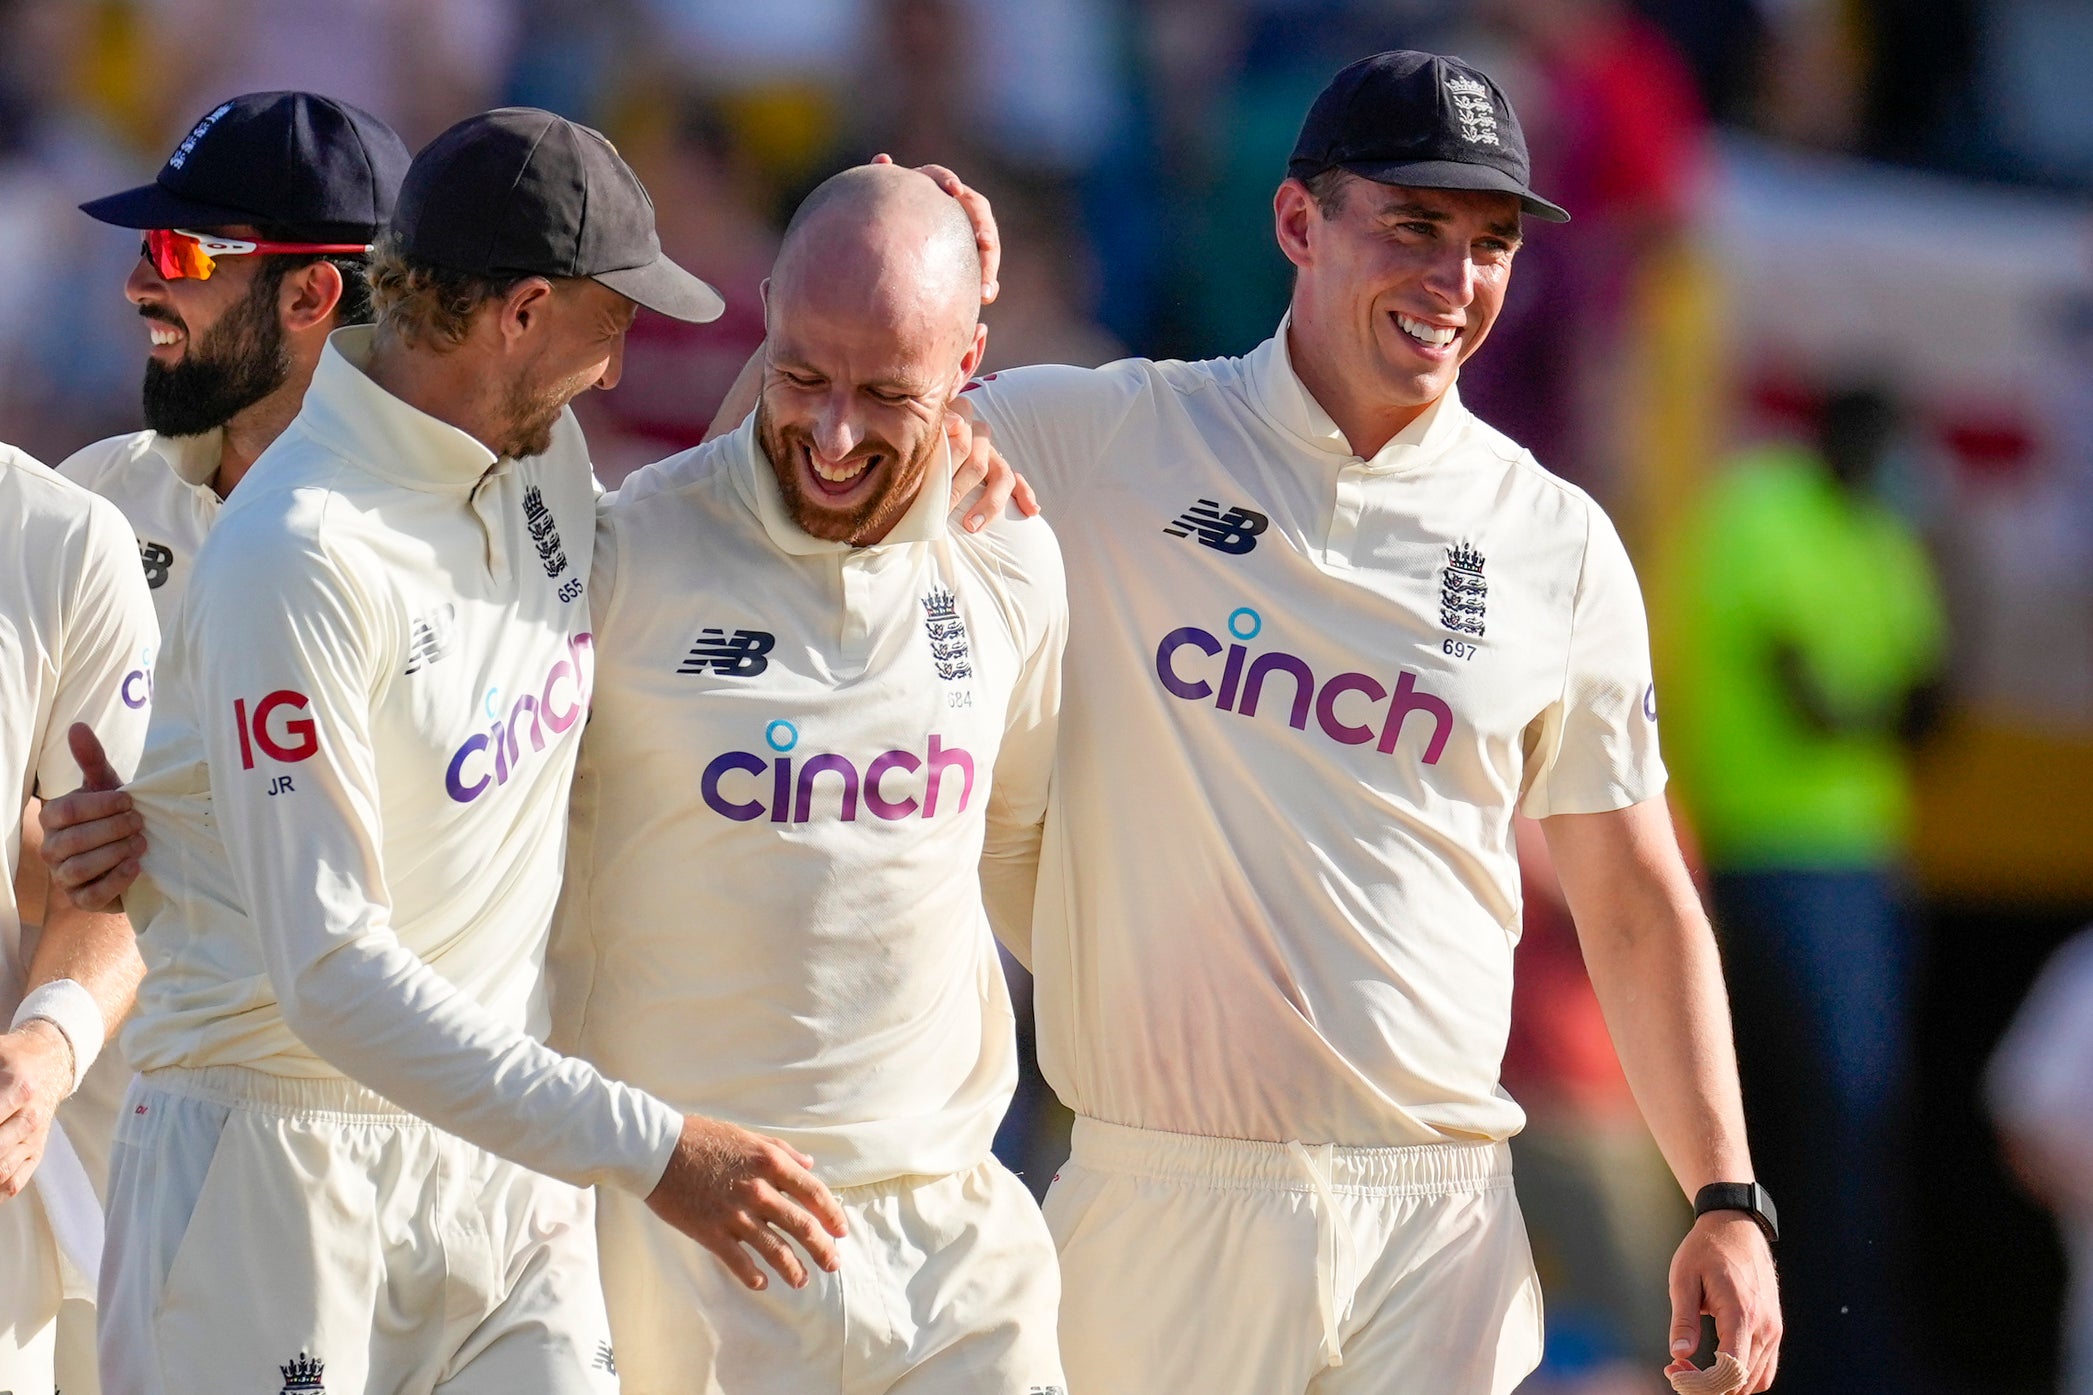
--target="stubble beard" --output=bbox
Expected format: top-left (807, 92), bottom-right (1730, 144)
top-left (755, 395), bottom-right (937, 546)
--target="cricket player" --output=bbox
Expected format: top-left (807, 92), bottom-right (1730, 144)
top-left (947, 53), bottom-right (1782, 1393)
top-left (57, 91), bottom-right (413, 624)
top-left (556, 163), bottom-right (1066, 1392)
top-left (23, 94), bottom-right (411, 1395)
top-left (0, 441), bottom-right (156, 1392)
top-left (48, 109), bottom-right (849, 1395)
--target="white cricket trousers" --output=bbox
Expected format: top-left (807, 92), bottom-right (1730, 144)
top-left (0, 1179), bottom-right (60, 1393)
top-left (100, 1066), bottom-right (621, 1395)
top-left (598, 1155), bottom-right (1066, 1394)
top-left (1045, 1117), bottom-right (1544, 1395)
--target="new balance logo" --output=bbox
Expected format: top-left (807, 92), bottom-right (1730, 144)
top-left (1164, 498), bottom-right (1268, 555)
top-left (404, 604), bottom-right (457, 675)
top-left (678, 628), bottom-right (776, 677)
top-left (139, 540), bottom-right (174, 589)
top-left (592, 1342), bottom-right (618, 1375)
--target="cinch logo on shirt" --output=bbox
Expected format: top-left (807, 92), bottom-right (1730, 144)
top-left (444, 633), bottom-right (593, 802)
top-left (701, 718), bottom-right (976, 823)
top-left (1154, 607), bottom-right (1453, 763)
top-left (677, 628), bottom-right (775, 677)
top-left (1163, 498), bottom-right (1269, 555)
top-left (122, 645), bottom-right (156, 710)
top-left (234, 690), bottom-right (319, 768)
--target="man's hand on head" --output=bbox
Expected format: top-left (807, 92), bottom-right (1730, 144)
top-left (646, 1114), bottom-right (850, 1292)
top-left (40, 723), bottom-right (145, 912)
top-left (0, 1019), bottom-right (73, 1199)
top-left (945, 401), bottom-right (1036, 532)
top-left (870, 154), bottom-right (1000, 304)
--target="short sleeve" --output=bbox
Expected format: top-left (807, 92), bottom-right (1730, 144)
top-left (1522, 504), bottom-right (1667, 818)
top-left (960, 361), bottom-right (1149, 518)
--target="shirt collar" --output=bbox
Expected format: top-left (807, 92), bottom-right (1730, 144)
top-left (1245, 312), bottom-right (1469, 471)
top-left (726, 413), bottom-right (955, 557)
top-left (297, 326), bottom-right (501, 491)
top-left (148, 428), bottom-right (224, 490)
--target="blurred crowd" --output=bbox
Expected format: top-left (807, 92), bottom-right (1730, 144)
top-left (3, 1), bottom-right (2090, 1392)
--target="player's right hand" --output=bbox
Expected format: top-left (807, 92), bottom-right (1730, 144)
top-left (40, 723), bottom-right (145, 912)
top-left (646, 1113), bottom-right (850, 1292)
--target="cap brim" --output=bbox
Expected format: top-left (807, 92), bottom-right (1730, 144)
top-left (594, 255), bottom-right (725, 324)
top-left (79, 181), bottom-right (274, 231)
top-left (1336, 157), bottom-right (1570, 223)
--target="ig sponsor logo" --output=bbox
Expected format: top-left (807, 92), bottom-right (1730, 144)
top-left (1154, 607), bottom-right (1454, 763)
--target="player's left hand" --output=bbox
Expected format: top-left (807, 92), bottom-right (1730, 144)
top-left (1666, 1211), bottom-right (1782, 1392)
top-left (945, 402), bottom-right (1036, 532)
top-left (870, 154), bottom-right (1000, 303)
top-left (0, 1020), bottom-right (73, 1200)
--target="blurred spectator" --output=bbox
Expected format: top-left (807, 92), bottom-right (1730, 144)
top-left (130, 0), bottom-right (519, 147)
top-left (1657, 386), bottom-right (1948, 1395)
top-left (1989, 925), bottom-right (2093, 1395)
top-left (978, 181), bottom-right (1125, 374)
top-left (0, 0), bottom-right (151, 463)
top-left (574, 90), bottom-right (777, 481)
top-left (1462, 0), bottom-right (1705, 505)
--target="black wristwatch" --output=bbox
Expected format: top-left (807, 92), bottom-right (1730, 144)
top-left (1694, 1182), bottom-right (1779, 1244)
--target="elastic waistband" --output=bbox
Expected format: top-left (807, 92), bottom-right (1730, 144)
top-left (1068, 1116), bottom-right (1513, 1197)
top-left (141, 1065), bottom-right (419, 1122)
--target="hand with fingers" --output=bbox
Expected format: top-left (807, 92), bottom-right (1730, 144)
top-left (0, 1018), bottom-right (73, 1200)
top-left (1667, 1212), bottom-right (1783, 1392)
top-left (646, 1113), bottom-right (851, 1292)
top-left (869, 153), bottom-right (1000, 304)
top-left (40, 723), bottom-right (145, 912)
top-left (944, 400), bottom-right (1037, 533)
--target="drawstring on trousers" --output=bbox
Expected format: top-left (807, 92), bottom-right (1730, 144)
top-left (1286, 1139), bottom-right (1353, 1368)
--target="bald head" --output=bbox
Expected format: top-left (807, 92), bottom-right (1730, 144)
top-left (755, 164), bottom-right (991, 546)
top-left (770, 163), bottom-right (982, 350)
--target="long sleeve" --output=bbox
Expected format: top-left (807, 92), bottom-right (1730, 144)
top-left (183, 522), bottom-right (680, 1195)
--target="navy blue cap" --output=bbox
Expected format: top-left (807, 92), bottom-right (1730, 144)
top-left (393, 108), bottom-right (723, 323)
top-left (1289, 52), bottom-right (1569, 223)
top-left (80, 91), bottom-right (410, 242)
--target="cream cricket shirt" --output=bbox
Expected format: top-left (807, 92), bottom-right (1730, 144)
top-left (0, 443), bottom-right (157, 1290)
top-left (58, 428), bottom-right (223, 627)
top-left (963, 321), bottom-right (1665, 1148)
top-left (120, 327), bottom-right (681, 1196)
top-left (552, 417), bottom-right (1065, 1188)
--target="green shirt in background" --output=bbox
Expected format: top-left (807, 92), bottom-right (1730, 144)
top-left (1657, 444), bottom-right (1946, 868)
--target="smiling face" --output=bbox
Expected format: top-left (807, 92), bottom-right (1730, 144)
top-left (754, 165), bottom-right (985, 546)
top-left (755, 294), bottom-right (979, 546)
top-left (487, 277), bottom-right (636, 459)
top-left (1278, 173), bottom-right (1523, 439)
top-left (127, 224), bottom-right (294, 436)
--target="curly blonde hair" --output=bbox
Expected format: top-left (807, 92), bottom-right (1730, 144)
top-left (367, 232), bottom-right (527, 349)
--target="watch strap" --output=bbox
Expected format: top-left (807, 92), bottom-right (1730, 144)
top-left (1693, 1181), bottom-right (1779, 1243)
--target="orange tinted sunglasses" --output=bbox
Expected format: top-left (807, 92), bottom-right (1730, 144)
top-left (141, 228), bottom-right (373, 282)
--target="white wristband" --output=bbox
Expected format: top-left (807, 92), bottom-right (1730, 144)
top-left (11, 979), bottom-right (105, 1096)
